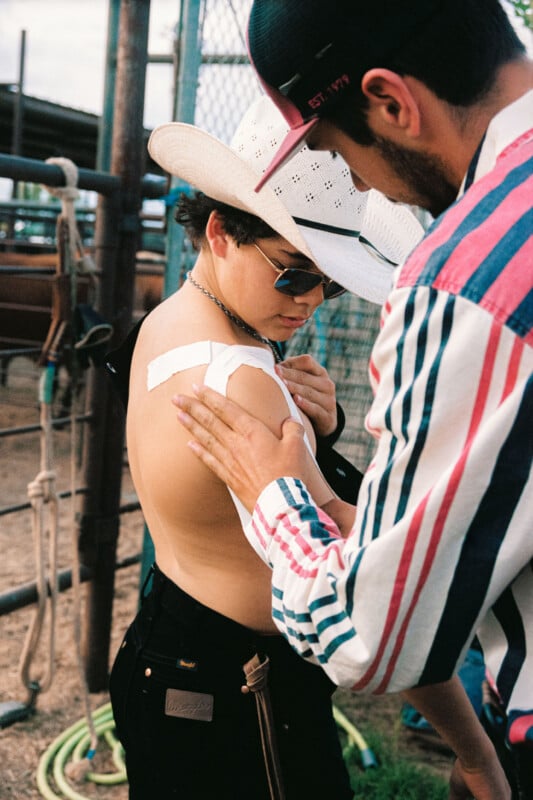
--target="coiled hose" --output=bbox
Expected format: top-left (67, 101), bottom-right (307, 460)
top-left (36, 703), bottom-right (125, 800)
top-left (36, 702), bottom-right (376, 798)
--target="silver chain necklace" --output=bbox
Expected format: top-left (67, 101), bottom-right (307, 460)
top-left (186, 271), bottom-right (282, 363)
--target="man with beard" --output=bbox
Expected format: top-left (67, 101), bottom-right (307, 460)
top-left (173, 2), bottom-right (533, 797)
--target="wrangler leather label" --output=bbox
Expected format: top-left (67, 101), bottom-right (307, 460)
top-left (165, 688), bottom-right (214, 722)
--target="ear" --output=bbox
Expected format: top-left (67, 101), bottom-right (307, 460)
top-left (361, 69), bottom-right (421, 138)
top-left (205, 210), bottom-right (230, 258)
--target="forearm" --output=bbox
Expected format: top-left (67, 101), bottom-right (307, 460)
top-left (320, 496), bottom-right (356, 538)
top-left (403, 678), bottom-right (511, 799)
top-left (402, 678), bottom-right (493, 767)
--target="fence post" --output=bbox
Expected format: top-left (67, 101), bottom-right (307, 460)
top-left (79, 0), bottom-right (151, 692)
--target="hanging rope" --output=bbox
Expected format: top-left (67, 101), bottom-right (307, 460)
top-left (10, 159), bottom-right (99, 782)
top-left (44, 157), bottom-right (96, 280)
top-left (18, 161), bottom-right (84, 715)
top-left (44, 158), bottom-right (100, 782)
top-left (18, 359), bottom-right (61, 707)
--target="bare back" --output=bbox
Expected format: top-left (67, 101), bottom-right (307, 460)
top-left (126, 282), bottom-right (335, 632)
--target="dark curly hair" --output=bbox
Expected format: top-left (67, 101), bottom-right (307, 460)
top-left (175, 191), bottom-right (278, 250)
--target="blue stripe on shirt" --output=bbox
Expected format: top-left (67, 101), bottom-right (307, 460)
top-left (512, 287), bottom-right (533, 340)
top-left (364, 295), bottom-right (415, 542)
top-left (493, 583), bottom-right (528, 708)
top-left (394, 291), bottom-right (454, 524)
top-left (417, 156), bottom-right (533, 290)
top-left (419, 373), bottom-right (533, 685)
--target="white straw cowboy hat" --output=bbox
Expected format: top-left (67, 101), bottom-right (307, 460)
top-left (148, 95), bottom-right (424, 304)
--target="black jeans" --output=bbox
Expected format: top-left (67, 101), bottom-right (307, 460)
top-left (110, 564), bottom-right (353, 799)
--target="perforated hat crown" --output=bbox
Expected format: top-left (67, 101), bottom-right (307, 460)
top-left (148, 95), bottom-right (423, 303)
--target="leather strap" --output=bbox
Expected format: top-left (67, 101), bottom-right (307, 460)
top-left (39, 217), bottom-right (71, 366)
top-left (242, 653), bottom-right (286, 800)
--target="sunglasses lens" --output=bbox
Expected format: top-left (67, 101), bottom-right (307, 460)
top-left (324, 282), bottom-right (346, 299)
top-left (274, 269), bottom-right (323, 297)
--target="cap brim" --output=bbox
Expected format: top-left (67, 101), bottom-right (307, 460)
top-left (254, 118), bottom-right (319, 192)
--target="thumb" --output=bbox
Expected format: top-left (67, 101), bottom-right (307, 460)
top-left (281, 416), bottom-right (305, 440)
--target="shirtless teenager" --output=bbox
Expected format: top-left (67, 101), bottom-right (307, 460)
top-left (107, 96), bottom-right (422, 799)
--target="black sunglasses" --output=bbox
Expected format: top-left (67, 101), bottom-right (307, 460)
top-left (253, 243), bottom-right (346, 300)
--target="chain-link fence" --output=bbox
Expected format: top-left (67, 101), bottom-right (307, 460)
top-left (177, 0), bottom-right (381, 469)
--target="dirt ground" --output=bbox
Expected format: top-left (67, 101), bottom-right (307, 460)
top-left (0, 356), bottom-right (454, 799)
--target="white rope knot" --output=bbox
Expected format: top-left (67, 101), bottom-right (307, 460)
top-left (44, 157), bottom-right (80, 202)
top-left (41, 157), bottom-right (96, 274)
top-left (27, 470), bottom-right (57, 503)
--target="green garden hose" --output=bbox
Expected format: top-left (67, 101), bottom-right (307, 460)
top-left (36, 701), bottom-right (376, 798)
top-left (333, 704), bottom-right (379, 770)
top-left (36, 703), bottom-right (126, 800)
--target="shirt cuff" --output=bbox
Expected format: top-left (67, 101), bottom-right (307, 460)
top-left (316, 402), bottom-right (346, 447)
top-left (243, 477), bottom-right (309, 563)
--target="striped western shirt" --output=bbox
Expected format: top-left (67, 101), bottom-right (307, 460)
top-left (245, 91), bottom-right (533, 747)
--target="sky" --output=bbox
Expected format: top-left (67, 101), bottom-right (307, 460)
top-left (0, 0), bottom-right (238, 129)
top-left (0, 0), bottom-right (255, 199)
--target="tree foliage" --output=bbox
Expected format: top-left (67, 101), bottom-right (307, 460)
top-left (507, 0), bottom-right (533, 30)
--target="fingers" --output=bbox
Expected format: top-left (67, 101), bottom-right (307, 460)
top-left (277, 356), bottom-right (330, 389)
top-left (173, 401), bottom-right (231, 463)
top-left (185, 434), bottom-right (232, 485)
top-left (276, 363), bottom-right (335, 405)
top-left (276, 357), bottom-right (337, 438)
top-left (280, 354), bottom-right (324, 376)
top-left (281, 415), bottom-right (307, 440)
top-left (173, 384), bottom-right (250, 435)
top-left (172, 387), bottom-right (308, 512)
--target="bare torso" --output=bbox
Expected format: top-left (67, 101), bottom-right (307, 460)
top-left (126, 283), bottom-right (330, 632)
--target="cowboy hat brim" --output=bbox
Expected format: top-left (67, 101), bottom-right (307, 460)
top-left (148, 118), bottom-right (423, 304)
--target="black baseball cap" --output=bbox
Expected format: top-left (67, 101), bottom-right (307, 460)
top-left (247, 0), bottom-right (444, 190)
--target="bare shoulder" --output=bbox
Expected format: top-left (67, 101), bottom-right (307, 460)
top-left (227, 362), bottom-right (336, 508)
top-left (226, 361), bottom-right (298, 438)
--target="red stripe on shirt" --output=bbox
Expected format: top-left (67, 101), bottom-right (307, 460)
top-left (373, 321), bottom-right (503, 693)
top-left (399, 139), bottom-right (533, 288)
top-left (353, 320), bottom-right (503, 692)
top-left (500, 337), bottom-right (525, 404)
top-left (433, 174), bottom-right (533, 297)
top-left (508, 712), bottom-right (533, 746)
top-left (256, 499), bottom-right (344, 578)
top-left (350, 493), bottom-right (430, 691)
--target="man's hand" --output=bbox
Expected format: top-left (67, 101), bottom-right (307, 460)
top-left (276, 354), bottom-right (337, 438)
top-left (173, 384), bottom-right (310, 512)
